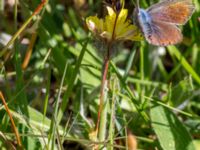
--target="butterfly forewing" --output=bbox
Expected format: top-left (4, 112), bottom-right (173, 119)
top-left (147, 0), bottom-right (195, 25)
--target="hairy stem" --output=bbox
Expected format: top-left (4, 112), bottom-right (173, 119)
top-left (95, 55), bottom-right (110, 134)
top-left (95, 10), bottom-right (119, 139)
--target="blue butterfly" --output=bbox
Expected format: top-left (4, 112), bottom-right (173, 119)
top-left (134, 0), bottom-right (195, 46)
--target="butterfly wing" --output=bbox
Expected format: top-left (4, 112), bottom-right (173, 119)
top-left (144, 20), bottom-right (182, 46)
top-left (147, 0), bottom-right (195, 25)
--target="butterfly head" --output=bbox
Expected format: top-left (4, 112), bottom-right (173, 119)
top-left (132, 0), bottom-right (140, 24)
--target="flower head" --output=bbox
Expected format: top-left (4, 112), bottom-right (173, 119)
top-left (86, 0), bottom-right (143, 43)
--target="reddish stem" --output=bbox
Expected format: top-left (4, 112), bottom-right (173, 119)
top-left (0, 92), bottom-right (22, 147)
top-left (95, 9), bottom-right (119, 137)
top-left (32, 0), bottom-right (47, 16)
top-left (95, 55), bottom-right (110, 134)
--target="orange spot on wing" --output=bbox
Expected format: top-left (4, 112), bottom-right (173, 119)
top-left (167, 3), bottom-right (190, 23)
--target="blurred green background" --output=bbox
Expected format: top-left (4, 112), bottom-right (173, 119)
top-left (0, 0), bottom-right (200, 149)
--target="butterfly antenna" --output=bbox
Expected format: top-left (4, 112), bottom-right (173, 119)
top-left (136, 0), bottom-right (140, 8)
top-left (134, 0), bottom-right (139, 13)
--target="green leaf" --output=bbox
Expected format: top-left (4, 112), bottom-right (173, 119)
top-left (170, 77), bottom-right (194, 106)
top-left (151, 105), bottom-right (195, 150)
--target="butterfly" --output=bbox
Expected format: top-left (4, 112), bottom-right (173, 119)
top-left (134, 0), bottom-right (195, 46)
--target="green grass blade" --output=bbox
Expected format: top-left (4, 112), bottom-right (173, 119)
top-left (56, 38), bottom-right (90, 124)
top-left (48, 60), bottom-right (68, 149)
top-left (110, 61), bottom-right (149, 122)
top-left (168, 46), bottom-right (200, 85)
top-left (123, 48), bottom-right (136, 80)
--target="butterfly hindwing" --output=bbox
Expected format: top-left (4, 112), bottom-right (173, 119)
top-left (144, 20), bottom-right (183, 46)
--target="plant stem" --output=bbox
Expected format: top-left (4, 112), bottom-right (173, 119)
top-left (0, 0), bottom-right (48, 59)
top-left (95, 55), bottom-right (110, 134)
top-left (95, 9), bottom-right (119, 139)
top-left (99, 80), bottom-right (109, 143)
top-left (0, 92), bottom-right (22, 147)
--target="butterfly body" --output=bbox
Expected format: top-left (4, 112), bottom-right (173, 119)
top-left (137, 9), bottom-right (153, 38)
top-left (134, 0), bottom-right (195, 46)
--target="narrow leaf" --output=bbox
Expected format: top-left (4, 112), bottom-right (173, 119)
top-left (151, 105), bottom-right (195, 150)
